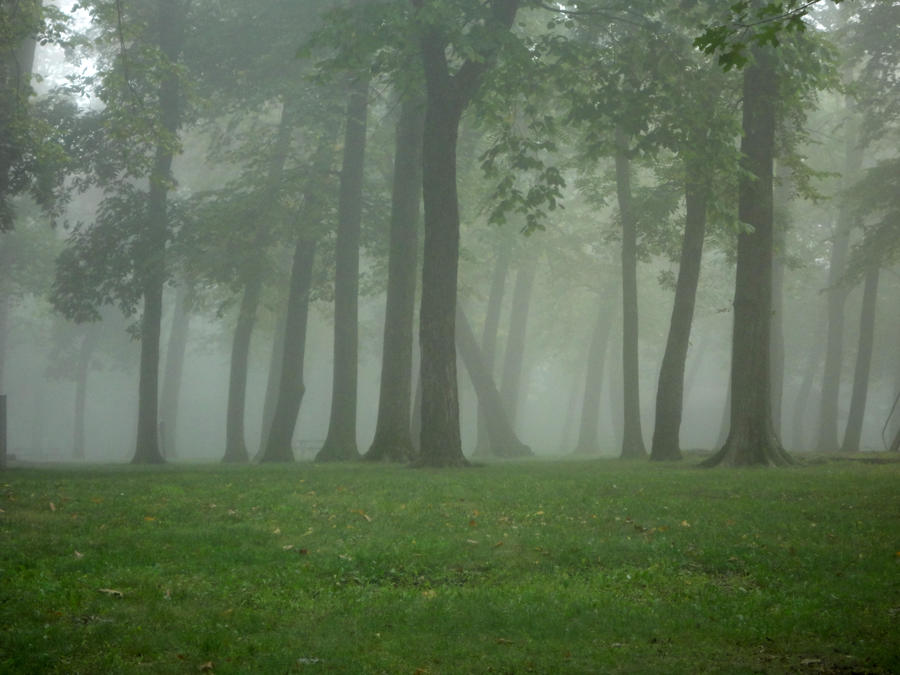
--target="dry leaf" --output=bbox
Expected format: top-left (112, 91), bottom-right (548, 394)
top-left (493, 541), bottom-right (505, 548)
top-left (49, 502), bottom-right (56, 512)
top-left (282, 544), bottom-right (294, 551)
top-left (496, 638), bottom-right (514, 645)
top-left (144, 516), bottom-right (156, 522)
top-left (74, 550), bottom-right (84, 559)
top-left (353, 509), bottom-right (372, 522)
top-left (272, 527), bottom-right (281, 535)
top-left (680, 520), bottom-right (691, 527)
top-left (198, 661), bottom-right (214, 672)
top-left (98, 588), bottom-right (124, 598)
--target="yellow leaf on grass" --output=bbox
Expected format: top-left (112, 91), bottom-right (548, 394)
top-left (98, 588), bottom-right (124, 598)
top-left (49, 502), bottom-right (56, 512)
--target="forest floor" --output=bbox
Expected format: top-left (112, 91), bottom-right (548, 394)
top-left (1, 455), bottom-right (898, 674)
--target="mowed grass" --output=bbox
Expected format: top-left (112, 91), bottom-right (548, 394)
top-left (1, 457), bottom-right (898, 674)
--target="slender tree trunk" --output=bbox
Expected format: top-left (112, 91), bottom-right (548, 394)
top-left (456, 306), bottom-right (531, 458)
top-left (499, 257), bottom-right (537, 428)
top-left (790, 329), bottom-right (824, 451)
top-left (73, 325), bottom-right (99, 460)
top-left (651, 166), bottom-right (708, 461)
top-left (317, 75), bottom-right (369, 463)
top-left (817, 112), bottom-right (862, 453)
top-left (703, 47), bottom-right (791, 467)
top-left (0, 244), bottom-right (8, 391)
top-left (841, 267), bottom-right (879, 452)
top-left (259, 240), bottom-right (317, 462)
top-left (223, 275), bottom-right (261, 462)
top-left (366, 95), bottom-right (424, 462)
top-left (573, 300), bottom-right (615, 455)
top-left (159, 283), bottom-right (191, 458)
top-left (475, 238), bottom-right (512, 456)
top-left (614, 127), bottom-right (646, 459)
top-left (770, 165), bottom-right (789, 436)
top-left (132, 0), bottom-right (184, 464)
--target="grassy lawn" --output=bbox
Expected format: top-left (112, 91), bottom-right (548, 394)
top-left (1, 456), bottom-right (898, 674)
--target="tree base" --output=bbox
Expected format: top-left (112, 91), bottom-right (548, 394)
top-left (620, 434), bottom-right (647, 459)
top-left (364, 436), bottom-right (416, 463)
top-left (410, 453), bottom-right (470, 468)
top-left (702, 431), bottom-right (793, 468)
top-left (258, 447), bottom-right (294, 463)
top-left (315, 443), bottom-right (361, 463)
top-left (222, 442), bottom-right (249, 463)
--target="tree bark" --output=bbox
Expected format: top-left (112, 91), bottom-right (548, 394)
top-left (474, 238), bottom-right (512, 456)
top-left (840, 266), bottom-right (879, 453)
top-left (573, 301), bottom-right (615, 455)
top-left (789, 329), bottom-right (824, 451)
top-left (456, 306), bottom-right (531, 458)
top-left (703, 47), bottom-right (791, 467)
top-left (650, 166), bottom-right (708, 461)
top-left (159, 283), bottom-right (191, 458)
top-left (132, 0), bottom-right (184, 465)
top-left (770, 165), bottom-right (789, 436)
top-left (365, 95), bottom-right (424, 462)
top-left (259, 239), bottom-right (317, 462)
top-left (73, 325), bottom-right (99, 460)
top-left (499, 257), bottom-right (537, 428)
top-left (258, 309), bottom-right (286, 453)
top-left (413, 0), bottom-right (518, 468)
top-left (317, 74), bottom-right (369, 463)
top-left (222, 274), bottom-right (261, 463)
top-left (614, 127), bottom-right (647, 459)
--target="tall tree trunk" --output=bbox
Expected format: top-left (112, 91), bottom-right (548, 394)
top-left (456, 306), bottom-right (531, 458)
top-left (0, 243), bottom-right (8, 391)
top-left (770, 166), bottom-right (790, 436)
top-left (222, 275), bottom-right (261, 463)
top-left (841, 266), bottom-right (879, 453)
top-left (259, 240), bottom-right (317, 462)
top-left (73, 325), bottom-right (99, 460)
top-left (317, 75), bottom-right (369, 463)
top-left (474, 238), bottom-right (512, 456)
top-left (651, 164), bottom-right (708, 461)
top-left (366, 95), bottom-right (424, 462)
top-left (499, 256), bottom-right (537, 428)
top-left (817, 111), bottom-right (862, 453)
top-left (159, 283), bottom-right (191, 458)
top-left (614, 127), bottom-right (646, 459)
top-left (132, 0), bottom-right (184, 465)
top-left (703, 47), bottom-right (791, 467)
top-left (573, 301), bottom-right (615, 455)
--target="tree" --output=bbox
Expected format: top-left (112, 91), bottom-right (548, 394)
top-left (499, 252), bottom-right (537, 428)
top-left (316, 73), bottom-right (369, 463)
top-left (414, 0), bottom-right (520, 467)
top-left (572, 298), bottom-right (615, 455)
top-left (365, 94), bottom-right (424, 463)
top-left (703, 45), bottom-right (792, 467)
top-left (840, 265), bottom-right (879, 452)
top-left (159, 282), bottom-right (191, 458)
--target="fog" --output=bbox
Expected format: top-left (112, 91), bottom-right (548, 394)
top-left (1, 1), bottom-right (898, 466)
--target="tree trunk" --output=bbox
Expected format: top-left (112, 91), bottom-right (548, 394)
top-left (703, 47), bottom-right (791, 468)
top-left (770, 165), bottom-right (789, 436)
top-left (132, 0), bottom-right (184, 464)
top-left (474, 238), bottom-right (512, 456)
top-left (159, 283), bottom-right (191, 458)
top-left (456, 306), bottom-right (531, 458)
top-left (841, 266), bottom-right (879, 453)
top-left (365, 95), bottom-right (424, 463)
top-left (499, 256), bottom-right (537, 428)
top-left (573, 301), bottom-right (615, 455)
top-left (0, 245), bottom-right (8, 391)
top-left (223, 275), bottom-right (261, 463)
top-left (614, 127), bottom-right (646, 459)
top-left (259, 240), bottom-right (317, 462)
top-left (317, 74), bottom-right (369, 463)
top-left (790, 329), bottom-right (824, 451)
top-left (73, 325), bottom-right (99, 460)
top-left (817, 111), bottom-right (862, 453)
top-left (258, 310), bottom-right (286, 454)
top-left (651, 166), bottom-right (708, 461)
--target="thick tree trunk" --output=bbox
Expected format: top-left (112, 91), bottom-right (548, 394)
top-left (159, 283), bottom-right (191, 458)
top-left (317, 75), bottom-right (369, 463)
top-left (223, 275), bottom-right (261, 463)
top-left (573, 301), bottom-right (615, 455)
top-left (651, 170), bottom-right (708, 461)
top-left (841, 267), bottom-right (879, 453)
top-left (499, 257), bottom-right (537, 428)
top-left (614, 128), bottom-right (646, 459)
top-left (73, 326), bottom-right (99, 460)
top-left (474, 238), bottom-right (512, 456)
top-left (770, 165), bottom-right (790, 436)
top-left (259, 239), bottom-right (317, 462)
top-left (366, 95), bottom-right (424, 463)
top-left (132, 0), bottom-right (184, 464)
top-left (456, 306), bottom-right (531, 458)
top-left (703, 47), bottom-right (791, 467)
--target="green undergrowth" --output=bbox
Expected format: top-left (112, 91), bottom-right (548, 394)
top-left (1, 456), bottom-right (898, 673)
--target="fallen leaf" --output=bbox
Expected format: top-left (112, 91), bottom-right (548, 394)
top-left (298, 548), bottom-right (308, 555)
top-left (800, 658), bottom-right (822, 666)
top-left (49, 502), bottom-right (56, 512)
top-left (680, 520), bottom-right (691, 528)
top-left (496, 638), bottom-right (514, 645)
top-left (353, 509), bottom-right (372, 522)
top-left (282, 544), bottom-right (294, 551)
top-left (98, 588), bottom-right (124, 598)
top-left (493, 541), bottom-right (505, 548)
top-left (198, 661), bottom-right (214, 672)
top-left (144, 516), bottom-right (156, 522)
top-left (468, 519), bottom-right (477, 527)
top-left (466, 539), bottom-right (479, 545)
top-left (421, 589), bottom-right (436, 599)
top-left (74, 550), bottom-right (84, 559)
top-left (272, 527), bottom-right (281, 535)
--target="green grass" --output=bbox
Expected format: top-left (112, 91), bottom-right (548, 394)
top-left (1, 456), bottom-right (898, 674)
